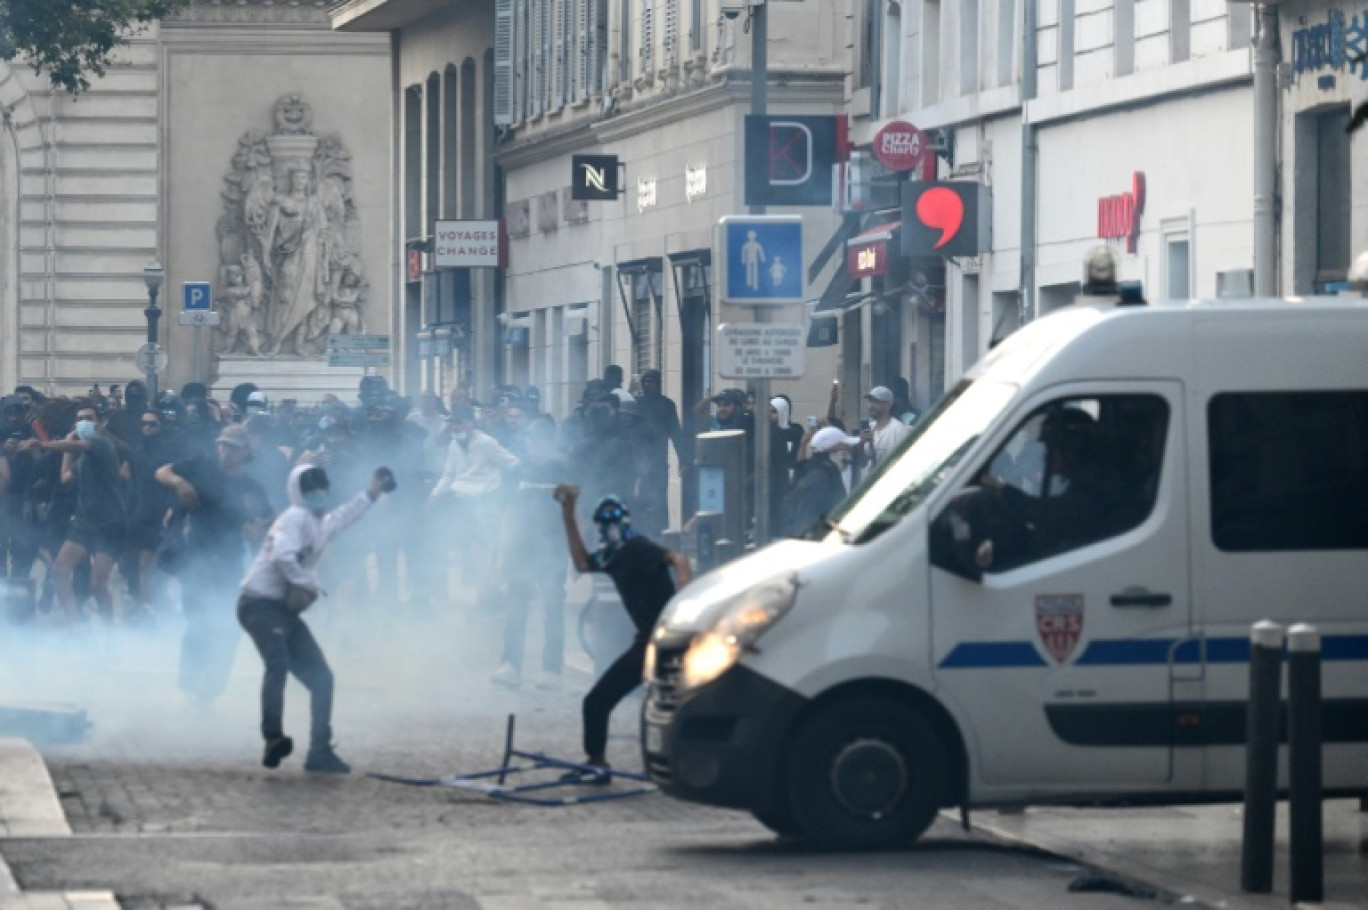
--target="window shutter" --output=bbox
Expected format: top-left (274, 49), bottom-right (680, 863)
top-left (663, 0), bottom-right (678, 68)
top-left (577, 0), bottom-right (591, 100)
top-left (554, 0), bottom-right (569, 107)
top-left (515, 0), bottom-right (528, 121)
top-left (494, 0), bottom-right (515, 125)
top-left (640, 0), bottom-right (653, 77)
top-left (541, 0), bottom-right (554, 108)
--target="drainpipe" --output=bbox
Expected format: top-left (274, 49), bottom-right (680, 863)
top-left (1019, 0), bottom-right (1038, 324)
top-left (1252, 2), bottom-right (1279, 296)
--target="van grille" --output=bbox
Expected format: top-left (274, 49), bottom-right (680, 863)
top-left (648, 644), bottom-right (686, 715)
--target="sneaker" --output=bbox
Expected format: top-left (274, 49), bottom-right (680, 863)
top-left (534, 672), bottom-right (561, 692)
top-left (262, 735), bottom-right (294, 769)
top-left (304, 744), bottom-right (351, 775)
top-left (559, 763), bottom-right (612, 786)
top-left (489, 663), bottom-right (521, 689)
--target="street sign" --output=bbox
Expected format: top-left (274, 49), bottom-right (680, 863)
top-left (327, 352), bottom-right (391, 368)
top-left (178, 311), bottom-right (222, 327)
top-left (183, 281), bottom-right (212, 311)
top-left (135, 343), bottom-right (168, 374)
top-left (716, 323), bottom-right (807, 379)
top-left (326, 334), bottom-right (390, 352)
top-left (719, 215), bottom-right (805, 304)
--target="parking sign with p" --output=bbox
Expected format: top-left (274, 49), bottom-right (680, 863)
top-left (184, 281), bottom-right (212, 311)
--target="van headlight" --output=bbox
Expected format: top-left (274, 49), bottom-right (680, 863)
top-left (680, 574), bottom-right (798, 693)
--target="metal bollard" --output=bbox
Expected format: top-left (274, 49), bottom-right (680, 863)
top-left (1287, 623), bottom-right (1323, 904)
top-left (1241, 619), bottom-right (1284, 894)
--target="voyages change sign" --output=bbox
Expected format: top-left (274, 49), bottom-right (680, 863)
top-left (433, 220), bottom-right (505, 269)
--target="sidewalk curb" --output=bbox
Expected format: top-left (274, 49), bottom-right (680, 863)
top-left (0, 738), bottom-right (122, 909)
top-left (963, 812), bottom-right (1220, 908)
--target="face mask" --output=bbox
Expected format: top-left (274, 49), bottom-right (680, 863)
top-left (75, 420), bottom-right (97, 440)
top-left (304, 489), bottom-right (330, 514)
top-left (454, 431), bottom-right (471, 445)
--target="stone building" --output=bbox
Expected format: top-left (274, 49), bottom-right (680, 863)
top-left (0, 0), bottom-right (392, 402)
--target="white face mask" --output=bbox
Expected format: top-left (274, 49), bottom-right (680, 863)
top-left (75, 420), bottom-right (97, 440)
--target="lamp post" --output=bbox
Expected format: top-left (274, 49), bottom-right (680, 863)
top-left (143, 261), bottom-right (165, 401)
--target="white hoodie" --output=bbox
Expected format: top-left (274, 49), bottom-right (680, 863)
top-left (239, 465), bottom-right (373, 600)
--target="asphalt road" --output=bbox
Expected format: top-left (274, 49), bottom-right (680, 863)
top-left (0, 595), bottom-right (1173, 910)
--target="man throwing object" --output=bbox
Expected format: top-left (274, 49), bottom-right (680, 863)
top-left (554, 484), bottom-right (690, 783)
top-left (238, 463), bottom-right (395, 774)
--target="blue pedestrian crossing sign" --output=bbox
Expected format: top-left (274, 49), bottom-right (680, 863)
top-left (719, 215), bottom-right (804, 305)
top-left (183, 281), bottom-right (212, 311)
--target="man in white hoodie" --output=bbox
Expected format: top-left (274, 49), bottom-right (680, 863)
top-left (237, 463), bottom-right (394, 774)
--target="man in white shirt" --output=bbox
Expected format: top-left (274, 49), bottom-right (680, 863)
top-left (428, 407), bottom-right (519, 611)
top-left (859, 386), bottom-right (911, 470)
top-left (238, 464), bottom-right (393, 774)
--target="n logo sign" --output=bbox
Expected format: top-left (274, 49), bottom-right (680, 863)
top-left (571, 154), bottom-right (622, 201)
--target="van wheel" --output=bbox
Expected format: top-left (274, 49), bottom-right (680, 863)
top-left (787, 697), bottom-right (948, 850)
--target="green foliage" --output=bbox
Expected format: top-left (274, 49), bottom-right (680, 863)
top-left (0, 0), bottom-right (190, 93)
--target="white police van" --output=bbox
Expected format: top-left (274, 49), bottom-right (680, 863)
top-left (642, 290), bottom-right (1368, 848)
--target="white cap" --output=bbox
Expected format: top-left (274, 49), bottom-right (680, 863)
top-left (811, 426), bottom-right (861, 453)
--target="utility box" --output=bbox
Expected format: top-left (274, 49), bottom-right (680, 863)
top-left (694, 429), bottom-right (748, 565)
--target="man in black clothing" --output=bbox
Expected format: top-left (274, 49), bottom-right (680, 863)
top-left (634, 370), bottom-right (686, 537)
top-left (156, 424), bottom-right (272, 705)
top-left (22, 402), bottom-right (127, 623)
top-left (554, 485), bottom-right (690, 781)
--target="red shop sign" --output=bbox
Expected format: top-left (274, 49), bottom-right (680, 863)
top-left (873, 120), bottom-right (935, 178)
top-left (848, 239), bottom-right (888, 278)
top-left (1097, 172), bottom-right (1145, 253)
top-left (407, 248), bottom-right (423, 283)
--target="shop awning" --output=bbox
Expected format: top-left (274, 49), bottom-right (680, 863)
top-left (847, 220), bottom-right (901, 246)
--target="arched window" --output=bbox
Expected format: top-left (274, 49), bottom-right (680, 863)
top-left (425, 72), bottom-right (441, 228)
top-left (404, 85), bottom-right (422, 240)
top-left (443, 65), bottom-right (458, 218)
top-left (461, 58), bottom-right (477, 218)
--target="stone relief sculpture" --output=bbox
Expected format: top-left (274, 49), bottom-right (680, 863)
top-left (215, 94), bottom-right (368, 357)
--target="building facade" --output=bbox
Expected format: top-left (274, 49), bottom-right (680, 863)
top-left (841, 0), bottom-right (1259, 410)
top-left (0, 0), bottom-right (392, 401)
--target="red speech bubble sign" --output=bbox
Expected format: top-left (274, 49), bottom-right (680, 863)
top-left (916, 187), bottom-right (964, 250)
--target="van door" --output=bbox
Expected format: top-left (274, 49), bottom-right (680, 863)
top-left (1197, 389), bottom-right (1368, 792)
top-left (929, 383), bottom-right (1193, 789)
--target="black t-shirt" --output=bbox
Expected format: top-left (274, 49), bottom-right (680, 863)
top-left (73, 435), bottom-right (127, 532)
top-left (172, 455), bottom-right (270, 556)
top-left (588, 534), bottom-right (676, 633)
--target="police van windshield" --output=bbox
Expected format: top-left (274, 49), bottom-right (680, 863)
top-left (827, 379), bottom-right (1018, 543)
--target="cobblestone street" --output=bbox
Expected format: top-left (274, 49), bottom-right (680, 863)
top-left (0, 597), bottom-right (1164, 909)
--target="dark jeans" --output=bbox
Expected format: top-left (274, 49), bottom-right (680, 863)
top-left (237, 594), bottom-right (334, 748)
top-left (501, 559), bottom-right (566, 675)
top-left (582, 632), bottom-right (647, 758)
top-left (178, 558), bottom-right (241, 703)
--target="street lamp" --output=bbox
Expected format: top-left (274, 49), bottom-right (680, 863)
top-left (143, 261), bottom-right (165, 400)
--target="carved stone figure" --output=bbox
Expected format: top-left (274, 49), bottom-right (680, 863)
top-left (215, 93), bottom-right (367, 358)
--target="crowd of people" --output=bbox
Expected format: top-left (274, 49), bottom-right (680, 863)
top-left (0, 367), bottom-right (918, 763)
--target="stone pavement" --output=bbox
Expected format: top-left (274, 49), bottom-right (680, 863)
top-left (971, 798), bottom-right (1368, 909)
top-left (0, 591), bottom-right (1365, 908)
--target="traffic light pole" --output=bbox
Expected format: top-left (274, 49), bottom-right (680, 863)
top-left (749, 0), bottom-right (772, 546)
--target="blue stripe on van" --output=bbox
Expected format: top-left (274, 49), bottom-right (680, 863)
top-left (938, 642), bottom-right (1048, 668)
top-left (939, 634), bottom-right (1368, 669)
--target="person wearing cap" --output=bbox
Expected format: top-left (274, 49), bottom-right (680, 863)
top-left (860, 385), bottom-right (911, 470)
top-left (156, 423), bottom-right (274, 707)
top-left (245, 390), bottom-right (269, 417)
top-left (782, 427), bottom-right (859, 537)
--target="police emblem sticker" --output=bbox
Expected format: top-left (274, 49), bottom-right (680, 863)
top-left (1035, 594), bottom-right (1084, 664)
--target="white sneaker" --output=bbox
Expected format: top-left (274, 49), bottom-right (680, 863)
top-left (534, 672), bottom-right (561, 692)
top-left (489, 663), bottom-right (521, 689)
